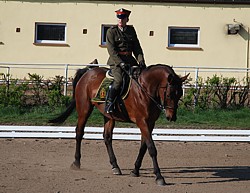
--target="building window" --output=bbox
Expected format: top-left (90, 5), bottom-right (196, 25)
top-left (168, 27), bottom-right (200, 48)
top-left (35, 23), bottom-right (67, 44)
top-left (101, 24), bottom-right (113, 46)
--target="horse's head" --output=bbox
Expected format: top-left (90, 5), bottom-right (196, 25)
top-left (159, 73), bottom-right (189, 122)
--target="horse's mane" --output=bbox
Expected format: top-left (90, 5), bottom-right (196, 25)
top-left (145, 64), bottom-right (178, 78)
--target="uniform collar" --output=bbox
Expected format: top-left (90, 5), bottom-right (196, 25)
top-left (118, 25), bottom-right (127, 32)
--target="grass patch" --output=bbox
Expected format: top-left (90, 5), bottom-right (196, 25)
top-left (0, 106), bottom-right (249, 129)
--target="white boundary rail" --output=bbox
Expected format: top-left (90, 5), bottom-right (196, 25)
top-left (0, 126), bottom-right (250, 142)
top-left (0, 63), bottom-right (249, 96)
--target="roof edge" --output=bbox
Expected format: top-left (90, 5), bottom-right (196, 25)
top-left (2, 0), bottom-right (250, 5)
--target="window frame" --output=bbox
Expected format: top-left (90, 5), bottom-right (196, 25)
top-left (168, 26), bottom-right (200, 49)
top-left (34, 22), bottom-right (67, 45)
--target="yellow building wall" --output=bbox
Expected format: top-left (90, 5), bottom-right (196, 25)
top-left (0, 1), bottom-right (249, 79)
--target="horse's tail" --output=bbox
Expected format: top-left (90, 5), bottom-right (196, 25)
top-left (48, 99), bottom-right (76, 123)
top-left (49, 59), bottom-right (98, 124)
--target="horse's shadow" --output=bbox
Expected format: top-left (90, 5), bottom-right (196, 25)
top-left (124, 166), bottom-right (250, 185)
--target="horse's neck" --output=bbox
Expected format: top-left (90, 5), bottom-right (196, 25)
top-left (139, 69), bottom-right (167, 96)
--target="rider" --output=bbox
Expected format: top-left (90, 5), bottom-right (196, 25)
top-left (105, 8), bottom-right (146, 113)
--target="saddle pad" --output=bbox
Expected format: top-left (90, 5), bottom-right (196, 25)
top-left (91, 77), bottom-right (131, 103)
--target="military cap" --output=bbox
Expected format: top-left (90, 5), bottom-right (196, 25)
top-left (115, 8), bottom-right (131, 19)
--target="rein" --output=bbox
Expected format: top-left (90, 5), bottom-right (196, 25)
top-left (124, 69), bottom-right (173, 113)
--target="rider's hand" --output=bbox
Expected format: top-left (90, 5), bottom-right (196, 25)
top-left (139, 60), bottom-right (146, 69)
top-left (119, 62), bottom-right (129, 71)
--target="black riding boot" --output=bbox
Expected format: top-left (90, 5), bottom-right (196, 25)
top-left (105, 87), bottom-right (118, 114)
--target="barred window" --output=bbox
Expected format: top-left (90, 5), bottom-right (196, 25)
top-left (168, 27), bottom-right (200, 48)
top-left (35, 23), bottom-right (66, 44)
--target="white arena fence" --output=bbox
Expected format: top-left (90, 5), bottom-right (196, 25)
top-left (0, 126), bottom-right (250, 142)
top-left (0, 62), bottom-right (249, 96)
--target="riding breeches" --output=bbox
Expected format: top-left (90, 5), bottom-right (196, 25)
top-left (110, 65), bottom-right (124, 90)
top-left (108, 55), bottom-right (139, 90)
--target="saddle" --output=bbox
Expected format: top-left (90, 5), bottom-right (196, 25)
top-left (92, 67), bottom-right (142, 121)
top-left (91, 71), bottom-right (128, 103)
top-left (91, 66), bottom-right (141, 103)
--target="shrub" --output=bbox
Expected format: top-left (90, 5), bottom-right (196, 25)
top-left (0, 72), bottom-right (249, 110)
top-left (0, 73), bottom-right (28, 107)
top-left (181, 74), bottom-right (250, 109)
top-left (0, 73), bottom-right (70, 108)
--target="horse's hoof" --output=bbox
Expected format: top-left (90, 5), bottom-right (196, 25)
top-left (156, 178), bottom-right (167, 186)
top-left (112, 167), bottom-right (122, 175)
top-left (70, 162), bottom-right (80, 170)
top-left (130, 170), bottom-right (139, 177)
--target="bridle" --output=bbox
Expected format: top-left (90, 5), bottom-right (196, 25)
top-left (159, 83), bottom-right (176, 111)
top-left (127, 73), bottom-right (177, 113)
top-left (122, 67), bottom-right (180, 113)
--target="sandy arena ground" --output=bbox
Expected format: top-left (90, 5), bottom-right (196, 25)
top-left (0, 138), bottom-right (249, 193)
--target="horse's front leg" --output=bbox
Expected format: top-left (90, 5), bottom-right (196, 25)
top-left (137, 121), bottom-right (166, 186)
top-left (146, 137), bottom-right (166, 186)
top-left (103, 117), bottom-right (122, 175)
top-left (131, 137), bottom-right (147, 177)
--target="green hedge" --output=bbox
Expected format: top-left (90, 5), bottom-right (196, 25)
top-left (181, 74), bottom-right (250, 109)
top-left (0, 72), bottom-right (249, 110)
top-left (0, 73), bottom-right (70, 108)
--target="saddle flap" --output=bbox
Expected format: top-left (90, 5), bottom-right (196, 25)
top-left (91, 76), bottom-right (131, 103)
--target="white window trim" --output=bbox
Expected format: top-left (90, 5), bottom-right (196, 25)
top-left (35, 23), bottom-right (67, 44)
top-left (168, 27), bottom-right (200, 48)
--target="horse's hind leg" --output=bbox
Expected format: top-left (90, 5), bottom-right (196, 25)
top-left (103, 117), bottom-right (122, 175)
top-left (130, 137), bottom-right (147, 177)
top-left (71, 103), bottom-right (93, 169)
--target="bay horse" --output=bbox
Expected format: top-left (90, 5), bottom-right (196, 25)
top-left (49, 64), bottom-right (188, 186)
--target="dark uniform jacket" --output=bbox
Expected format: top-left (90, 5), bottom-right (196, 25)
top-left (106, 25), bottom-right (144, 67)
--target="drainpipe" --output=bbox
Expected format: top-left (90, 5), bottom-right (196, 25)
top-left (234, 20), bottom-right (249, 81)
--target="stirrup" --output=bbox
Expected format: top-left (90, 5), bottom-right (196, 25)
top-left (105, 101), bottom-right (114, 114)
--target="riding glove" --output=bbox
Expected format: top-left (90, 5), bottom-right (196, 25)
top-left (119, 62), bottom-right (129, 71)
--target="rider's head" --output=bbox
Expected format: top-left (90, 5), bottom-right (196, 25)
top-left (115, 8), bottom-right (131, 27)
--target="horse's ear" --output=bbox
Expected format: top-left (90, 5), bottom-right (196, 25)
top-left (89, 59), bottom-right (99, 68)
top-left (90, 59), bottom-right (98, 64)
top-left (181, 73), bottom-right (190, 82)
